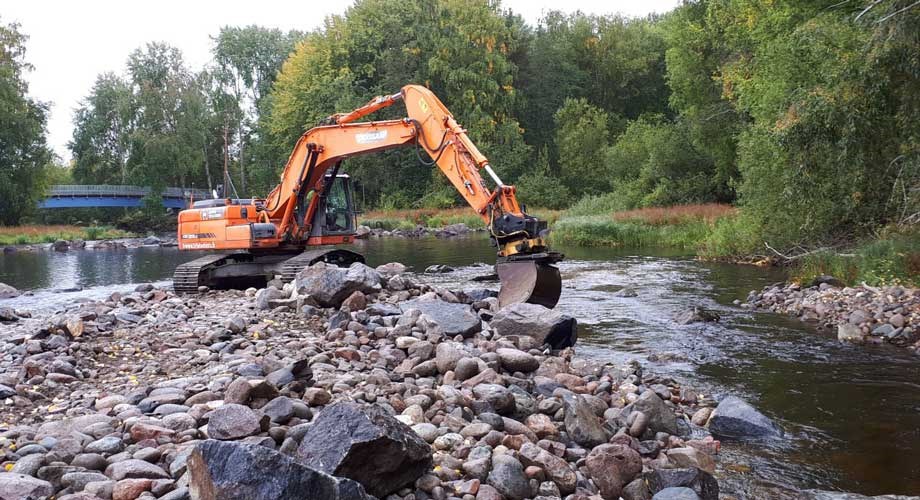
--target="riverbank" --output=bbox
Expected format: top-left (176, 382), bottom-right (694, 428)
top-left (0, 225), bottom-right (134, 247)
top-left (0, 261), bottom-right (794, 500)
top-left (744, 279), bottom-right (919, 352)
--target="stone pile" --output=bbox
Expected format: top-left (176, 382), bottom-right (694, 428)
top-left (743, 278), bottom-right (919, 351)
top-left (0, 260), bottom-right (750, 500)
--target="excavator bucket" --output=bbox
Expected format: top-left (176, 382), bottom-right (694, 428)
top-left (496, 260), bottom-right (561, 309)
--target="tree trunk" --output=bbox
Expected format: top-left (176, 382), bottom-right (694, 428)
top-left (203, 142), bottom-right (213, 192)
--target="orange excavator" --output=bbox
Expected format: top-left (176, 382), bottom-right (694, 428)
top-left (174, 84), bottom-right (562, 308)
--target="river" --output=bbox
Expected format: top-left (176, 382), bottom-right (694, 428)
top-left (1, 235), bottom-right (918, 497)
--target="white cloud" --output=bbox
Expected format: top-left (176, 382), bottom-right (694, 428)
top-left (4, 0), bottom-right (679, 161)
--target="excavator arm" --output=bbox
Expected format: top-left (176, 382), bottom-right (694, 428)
top-left (265, 85), bottom-right (554, 257)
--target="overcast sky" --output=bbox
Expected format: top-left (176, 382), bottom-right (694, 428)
top-left (4, 0), bottom-right (681, 161)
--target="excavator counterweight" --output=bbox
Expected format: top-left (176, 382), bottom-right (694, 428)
top-left (175, 84), bottom-right (563, 308)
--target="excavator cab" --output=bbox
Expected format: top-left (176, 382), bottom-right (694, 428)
top-left (310, 174), bottom-right (356, 237)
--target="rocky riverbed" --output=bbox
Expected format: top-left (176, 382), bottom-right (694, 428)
top-left (743, 277), bottom-right (919, 352)
top-left (0, 261), bottom-right (900, 500)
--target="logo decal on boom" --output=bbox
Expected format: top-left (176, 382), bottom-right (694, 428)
top-left (355, 130), bottom-right (388, 144)
top-left (418, 98), bottom-right (429, 114)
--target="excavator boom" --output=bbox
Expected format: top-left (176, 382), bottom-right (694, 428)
top-left (177, 84), bottom-right (562, 308)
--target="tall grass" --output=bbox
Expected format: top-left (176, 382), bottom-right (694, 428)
top-left (551, 203), bottom-right (735, 249)
top-left (792, 231), bottom-right (920, 287)
top-left (0, 225), bottom-right (133, 246)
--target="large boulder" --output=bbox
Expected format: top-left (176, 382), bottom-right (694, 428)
top-left (708, 396), bottom-right (781, 439)
top-left (0, 283), bottom-right (19, 299)
top-left (294, 262), bottom-right (382, 308)
top-left (489, 303), bottom-right (577, 349)
top-left (400, 299), bottom-right (481, 338)
top-left (188, 440), bottom-right (371, 500)
top-left (296, 402), bottom-right (432, 498)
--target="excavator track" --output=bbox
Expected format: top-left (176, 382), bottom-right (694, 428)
top-left (279, 248), bottom-right (366, 283)
top-left (173, 254), bottom-right (231, 293)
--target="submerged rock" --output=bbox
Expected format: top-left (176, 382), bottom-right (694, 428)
top-left (296, 402), bottom-right (432, 497)
top-left (489, 302), bottom-right (577, 348)
top-left (188, 439), bottom-right (371, 500)
top-left (674, 307), bottom-right (720, 325)
top-left (708, 396), bottom-right (781, 439)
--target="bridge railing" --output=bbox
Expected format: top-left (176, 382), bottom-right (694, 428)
top-left (47, 185), bottom-right (212, 200)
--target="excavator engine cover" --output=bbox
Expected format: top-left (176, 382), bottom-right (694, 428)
top-left (496, 255), bottom-right (562, 309)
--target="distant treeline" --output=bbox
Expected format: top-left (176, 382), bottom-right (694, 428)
top-left (1, 0), bottom-right (917, 252)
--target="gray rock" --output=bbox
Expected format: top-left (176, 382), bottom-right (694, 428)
top-left (105, 459), bottom-right (170, 480)
top-left (487, 454), bottom-right (530, 500)
top-left (435, 342), bottom-right (464, 374)
top-left (400, 299), bottom-right (481, 338)
top-left (653, 487), bottom-right (702, 500)
top-left (0, 307), bottom-right (18, 322)
top-left (0, 473), bottom-right (54, 499)
top-left (563, 394), bottom-right (609, 447)
top-left (838, 324), bottom-right (865, 343)
top-left (0, 282), bottom-right (19, 299)
top-left (294, 262), bottom-right (381, 308)
top-left (645, 468), bottom-right (718, 500)
top-left (490, 303), bottom-right (577, 349)
top-left (188, 439), bottom-right (371, 500)
top-left (86, 436), bottom-right (125, 455)
top-left (367, 303), bottom-right (401, 316)
top-left (256, 287), bottom-right (288, 311)
top-left (674, 307), bottom-right (720, 325)
top-left (496, 348), bottom-right (539, 373)
top-left (296, 402), bottom-right (433, 498)
top-left (454, 357), bottom-right (480, 381)
top-left (207, 404), bottom-right (263, 440)
top-left (708, 396), bottom-right (781, 439)
top-left (10, 454), bottom-right (45, 476)
top-left (61, 471), bottom-right (109, 491)
top-left (628, 390), bottom-right (678, 436)
top-left (262, 396), bottom-right (296, 424)
top-left (472, 384), bottom-right (516, 415)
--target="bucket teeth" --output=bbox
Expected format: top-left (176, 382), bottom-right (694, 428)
top-left (496, 261), bottom-right (561, 309)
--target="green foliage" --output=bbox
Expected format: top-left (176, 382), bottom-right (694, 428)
top-left (793, 231), bottom-right (920, 287)
top-left (551, 215), bottom-right (712, 249)
top-left (0, 18), bottom-right (52, 225)
top-left (554, 98), bottom-right (612, 197)
top-left (606, 116), bottom-right (725, 208)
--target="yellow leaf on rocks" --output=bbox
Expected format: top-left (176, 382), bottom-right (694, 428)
top-left (3, 464), bottom-right (12, 471)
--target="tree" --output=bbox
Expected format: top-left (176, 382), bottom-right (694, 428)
top-left (0, 19), bottom-right (51, 225)
top-left (266, 0), bottom-right (531, 207)
top-left (70, 73), bottom-right (134, 184)
top-left (554, 98), bottom-right (612, 198)
top-left (212, 26), bottom-right (303, 194)
top-left (125, 43), bottom-right (206, 190)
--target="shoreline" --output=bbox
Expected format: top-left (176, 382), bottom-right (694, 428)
top-left (0, 261), bottom-right (804, 500)
top-left (743, 279), bottom-right (919, 354)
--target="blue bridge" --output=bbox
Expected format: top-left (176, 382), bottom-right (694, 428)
top-left (38, 185), bottom-right (213, 209)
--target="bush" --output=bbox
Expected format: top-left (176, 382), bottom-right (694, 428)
top-left (515, 171), bottom-right (571, 210)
